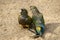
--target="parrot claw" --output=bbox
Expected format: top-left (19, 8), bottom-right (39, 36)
top-left (30, 35), bottom-right (40, 39)
top-left (33, 35), bottom-right (40, 38)
top-left (22, 25), bottom-right (29, 29)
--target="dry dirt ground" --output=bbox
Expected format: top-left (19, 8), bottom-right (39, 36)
top-left (0, 0), bottom-right (60, 40)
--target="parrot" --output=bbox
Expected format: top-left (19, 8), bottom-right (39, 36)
top-left (30, 6), bottom-right (45, 38)
top-left (18, 8), bottom-right (32, 29)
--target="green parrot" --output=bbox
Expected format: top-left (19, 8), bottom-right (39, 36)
top-left (18, 8), bottom-right (32, 29)
top-left (30, 6), bottom-right (45, 38)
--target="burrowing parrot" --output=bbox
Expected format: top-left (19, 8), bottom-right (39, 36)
top-left (30, 6), bottom-right (45, 38)
top-left (18, 8), bottom-right (32, 29)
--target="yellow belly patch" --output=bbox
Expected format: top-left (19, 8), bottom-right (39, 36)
top-left (36, 26), bottom-right (41, 31)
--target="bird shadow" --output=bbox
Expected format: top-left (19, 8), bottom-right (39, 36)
top-left (45, 23), bottom-right (60, 32)
top-left (42, 22), bottom-right (60, 38)
top-left (28, 23), bottom-right (60, 39)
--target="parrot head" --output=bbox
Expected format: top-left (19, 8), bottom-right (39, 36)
top-left (20, 8), bottom-right (28, 16)
top-left (30, 6), bottom-right (40, 14)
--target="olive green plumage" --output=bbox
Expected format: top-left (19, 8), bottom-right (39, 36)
top-left (30, 6), bottom-right (45, 37)
top-left (18, 8), bottom-right (32, 28)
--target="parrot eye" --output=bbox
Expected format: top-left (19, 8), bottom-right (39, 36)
top-left (30, 6), bottom-right (34, 10)
top-left (33, 9), bottom-right (36, 11)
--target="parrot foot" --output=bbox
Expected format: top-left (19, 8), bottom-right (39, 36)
top-left (30, 35), bottom-right (40, 39)
top-left (33, 35), bottom-right (40, 38)
top-left (32, 34), bottom-right (43, 38)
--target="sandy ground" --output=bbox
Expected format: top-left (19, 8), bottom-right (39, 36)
top-left (0, 0), bottom-right (60, 40)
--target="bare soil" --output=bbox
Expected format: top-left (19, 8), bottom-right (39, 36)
top-left (0, 0), bottom-right (60, 40)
